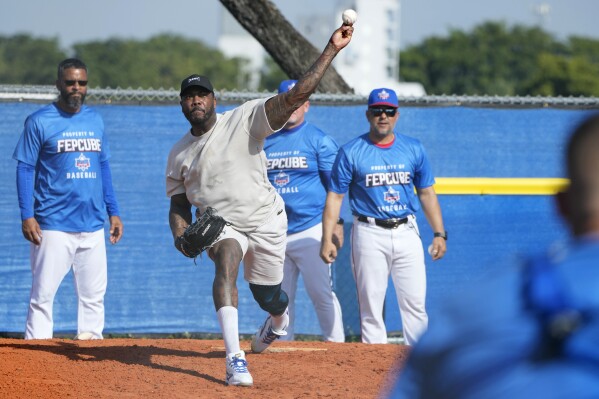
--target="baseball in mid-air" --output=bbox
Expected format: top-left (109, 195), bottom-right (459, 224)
top-left (342, 9), bottom-right (358, 26)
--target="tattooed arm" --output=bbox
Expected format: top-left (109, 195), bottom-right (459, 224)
top-left (264, 24), bottom-right (354, 131)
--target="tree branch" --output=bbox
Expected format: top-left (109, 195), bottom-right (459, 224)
top-left (219, 0), bottom-right (353, 93)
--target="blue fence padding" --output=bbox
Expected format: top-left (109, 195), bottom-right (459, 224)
top-left (0, 102), bottom-right (593, 336)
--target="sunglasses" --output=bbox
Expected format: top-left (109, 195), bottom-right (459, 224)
top-left (64, 80), bottom-right (88, 87)
top-left (369, 108), bottom-right (397, 117)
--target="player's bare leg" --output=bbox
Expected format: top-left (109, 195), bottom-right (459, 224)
top-left (210, 240), bottom-right (253, 387)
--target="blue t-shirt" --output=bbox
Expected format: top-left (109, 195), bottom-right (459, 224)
top-left (13, 103), bottom-right (111, 232)
top-left (329, 132), bottom-right (435, 219)
top-left (264, 122), bottom-right (339, 234)
top-left (390, 239), bottom-right (599, 398)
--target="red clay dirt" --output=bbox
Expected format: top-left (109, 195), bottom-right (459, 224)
top-left (0, 338), bottom-right (409, 398)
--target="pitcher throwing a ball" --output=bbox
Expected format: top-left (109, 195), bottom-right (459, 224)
top-left (166, 23), bottom-right (354, 387)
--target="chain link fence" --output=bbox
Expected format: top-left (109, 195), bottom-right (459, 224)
top-left (2, 84), bottom-right (599, 109)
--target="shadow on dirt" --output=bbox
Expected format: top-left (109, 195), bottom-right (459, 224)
top-left (0, 341), bottom-right (225, 384)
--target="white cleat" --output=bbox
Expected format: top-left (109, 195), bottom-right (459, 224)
top-left (74, 332), bottom-right (95, 340)
top-left (251, 316), bottom-right (287, 353)
top-left (225, 351), bottom-right (253, 387)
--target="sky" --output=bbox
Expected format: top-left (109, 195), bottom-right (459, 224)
top-left (1, 0), bottom-right (598, 51)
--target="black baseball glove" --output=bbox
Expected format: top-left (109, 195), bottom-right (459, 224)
top-left (175, 207), bottom-right (229, 258)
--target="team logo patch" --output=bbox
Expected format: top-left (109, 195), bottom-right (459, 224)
top-left (384, 187), bottom-right (400, 204)
top-left (274, 171), bottom-right (290, 187)
top-left (377, 90), bottom-right (390, 101)
top-left (75, 153), bottom-right (91, 171)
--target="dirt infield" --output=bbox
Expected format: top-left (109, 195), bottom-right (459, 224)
top-left (0, 338), bottom-right (409, 398)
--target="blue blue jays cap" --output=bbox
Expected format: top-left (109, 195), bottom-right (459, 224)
top-left (368, 88), bottom-right (399, 108)
top-left (278, 79), bottom-right (298, 93)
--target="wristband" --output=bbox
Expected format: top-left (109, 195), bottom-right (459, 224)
top-left (337, 218), bottom-right (345, 225)
top-left (434, 231), bottom-right (448, 240)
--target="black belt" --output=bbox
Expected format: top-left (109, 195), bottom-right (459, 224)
top-left (357, 215), bottom-right (409, 229)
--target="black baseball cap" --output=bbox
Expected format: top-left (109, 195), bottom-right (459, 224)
top-left (180, 74), bottom-right (214, 96)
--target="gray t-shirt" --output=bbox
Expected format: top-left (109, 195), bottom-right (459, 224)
top-left (166, 97), bottom-right (278, 232)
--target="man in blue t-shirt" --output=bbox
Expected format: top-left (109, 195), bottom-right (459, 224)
top-left (13, 58), bottom-right (123, 340)
top-left (388, 114), bottom-right (599, 398)
top-left (263, 80), bottom-right (345, 342)
top-left (321, 88), bottom-right (447, 346)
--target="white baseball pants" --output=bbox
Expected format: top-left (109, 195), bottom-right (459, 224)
top-left (351, 215), bottom-right (428, 345)
top-left (25, 229), bottom-right (107, 339)
top-left (280, 223), bottom-right (345, 342)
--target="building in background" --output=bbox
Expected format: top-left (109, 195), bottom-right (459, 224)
top-left (217, 12), bottom-right (264, 91)
top-left (331, 0), bottom-right (425, 96)
top-left (217, 0), bottom-right (425, 96)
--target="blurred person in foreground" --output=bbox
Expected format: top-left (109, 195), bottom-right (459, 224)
top-left (388, 114), bottom-right (599, 398)
top-left (12, 58), bottom-right (123, 340)
top-left (263, 79), bottom-right (345, 343)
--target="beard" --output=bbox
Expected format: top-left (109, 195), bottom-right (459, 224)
top-left (184, 104), bottom-right (215, 126)
top-left (61, 91), bottom-right (86, 109)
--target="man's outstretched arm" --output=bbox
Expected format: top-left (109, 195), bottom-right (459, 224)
top-left (264, 24), bottom-right (354, 131)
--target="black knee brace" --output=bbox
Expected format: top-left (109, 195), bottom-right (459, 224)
top-left (249, 283), bottom-right (289, 316)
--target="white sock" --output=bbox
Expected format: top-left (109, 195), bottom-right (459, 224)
top-left (270, 307), bottom-right (289, 332)
top-left (217, 306), bottom-right (240, 356)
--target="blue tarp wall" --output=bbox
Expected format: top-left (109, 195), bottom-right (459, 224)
top-left (0, 101), bottom-right (595, 337)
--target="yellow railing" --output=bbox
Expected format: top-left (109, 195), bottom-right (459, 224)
top-left (433, 178), bottom-right (569, 195)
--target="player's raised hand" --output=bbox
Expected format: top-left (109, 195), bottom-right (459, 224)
top-left (329, 24), bottom-right (354, 51)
